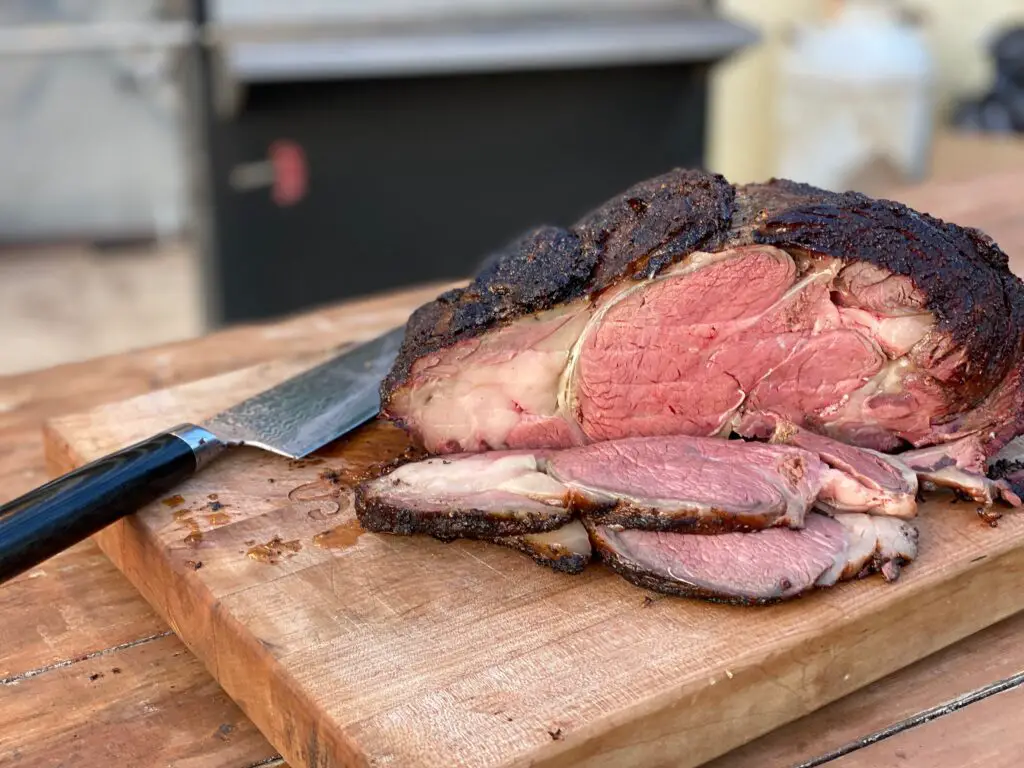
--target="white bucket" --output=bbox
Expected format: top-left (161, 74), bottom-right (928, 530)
top-left (776, 0), bottom-right (935, 193)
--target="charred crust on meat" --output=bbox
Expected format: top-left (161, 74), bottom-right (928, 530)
top-left (538, 551), bottom-right (589, 575)
top-left (988, 458), bottom-right (1024, 482)
top-left (579, 506), bottom-right (789, 534)
top-left (381, 169), bottom-right (735, 403)
top-left (749, 179), bottom-right (1024, 402)
top-left (494, 537), bottom-right (590, 574)
top-left (573, 168), bottom-right (735, 283)
top-left (353, 485), bottom-right (572, 540)
top-left (382, 225), bottom-right (594, 400)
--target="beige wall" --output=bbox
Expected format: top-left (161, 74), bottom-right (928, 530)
top-left (707, 0), bottom-right (1024, 183)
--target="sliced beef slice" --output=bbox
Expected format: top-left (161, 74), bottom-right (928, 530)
top-left (547, 435), bottom-right (826, 532)
top-left (355, 452), bottom-right (590, 573)
top-left (355, 451), bottom-right (572, 540)
top-left (381, 168), bottom-right (1024, 461)
top-left (588, 512), bottom-right (918, 605)
top-left (357, 437), bottom-right (829, 540)
top-left (901, 436), bottom-right (1019, 506)
top-left (984, 436), bottom-right (1024, 506)
top-left (737, 414), bottom-right (918, 517)
top-left (820, 513), bottom-right (919, 584)
top-left (493, 520), bottom-right (592, 574)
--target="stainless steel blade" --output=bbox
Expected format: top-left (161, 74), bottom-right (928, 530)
top-left (200, 325), bottom-right (406, 458)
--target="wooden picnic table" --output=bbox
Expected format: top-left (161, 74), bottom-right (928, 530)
top-left (2, 167), bottom-right (1024, 767)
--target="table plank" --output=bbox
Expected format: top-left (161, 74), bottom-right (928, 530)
top-left (0, 540), bottom-right (166, 679)
top-left (706, 609), bottom-right (1024, 767)
top-left (829, 684), bottom-right (1024, 768)
top-left (0, 633), bottom-right (280, 768)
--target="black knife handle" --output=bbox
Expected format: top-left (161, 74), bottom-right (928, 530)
top-left (0, 424), bottom-right (226, 585)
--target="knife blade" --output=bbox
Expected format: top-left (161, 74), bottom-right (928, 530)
top-left (0, 325), bottom-right (407, 585)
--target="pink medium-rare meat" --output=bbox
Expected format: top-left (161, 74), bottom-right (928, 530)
top-left (380, 169), bottom-right (1024, 462)
top-left (571, 249), bottom-right (887, 441)
top-left (546, 435), bottom-right (826, 532)
top-left (356, 437), bottom-right (830, 540)
top-left (354, 437), bottom-right (922, 601)
top-left (587, 512), bottom-right (918, 604)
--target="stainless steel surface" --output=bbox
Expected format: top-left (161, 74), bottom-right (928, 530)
top-left (169, 423), bottom-right (227, 470)
top-left (0, 22), bottom-right (195, 57)
top-left (216, 16), bottom-right (758, 81)
top-left (0, 4), bottom-right (193, 241)
top-left (208, 0), bottom-right (713, 27)
top-left (201, 6), bottom-right (756, 81)
top-left (201, 326), bottom-right (406, 459)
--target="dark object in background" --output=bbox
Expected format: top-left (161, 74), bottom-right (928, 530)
top-left (952, 24), bottom-right (1024, 133)
top-left (188, 5), bottom-right (757, 325)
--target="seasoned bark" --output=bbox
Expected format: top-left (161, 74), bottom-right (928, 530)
top-left (382, 168), bottom-right (735, 399)
top-left (354, 484), bottom-right (573, 541)
top-left (381, 225), bottom-right (593, 399)
top-left (494, 521), bottom-right (593, 574)
top-left (749, 180), bottom-right (1024, 404)
top-left (573, 167), bottom-right (736, 284)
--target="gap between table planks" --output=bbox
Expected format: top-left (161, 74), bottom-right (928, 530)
top-left (40, 354), bottom-right (1024, 768)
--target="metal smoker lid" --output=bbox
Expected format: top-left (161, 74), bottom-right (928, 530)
top-left (203, 1), bottom-right (760, 82)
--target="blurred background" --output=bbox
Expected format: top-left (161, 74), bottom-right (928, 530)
top-left (1, 0), bottom-right (1022, 376)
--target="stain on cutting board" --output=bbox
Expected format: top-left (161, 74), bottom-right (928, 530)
top-left (246, 536), bottom-right (303, 564)
top-left (313, 520), bottom-right (366, 550)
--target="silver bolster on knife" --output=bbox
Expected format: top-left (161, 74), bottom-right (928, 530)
top-left (169, 424), bottom-right (228, 471)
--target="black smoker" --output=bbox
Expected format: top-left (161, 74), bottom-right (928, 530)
top-left (188, 3), bottom-right (757, 325)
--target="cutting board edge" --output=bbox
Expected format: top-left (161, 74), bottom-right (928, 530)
top-left (519, 543), bottom-right (1024, 768)
top-left (44, 422), bottom-right (370, 768)
top-left (41, 396), bottom-right (1024, 768)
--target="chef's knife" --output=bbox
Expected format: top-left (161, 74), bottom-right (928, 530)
top-left (0, 325), bottom-right (407, 585)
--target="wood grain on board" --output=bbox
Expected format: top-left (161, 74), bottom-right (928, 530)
top-left (41, 354), bottom-right (1024, 768)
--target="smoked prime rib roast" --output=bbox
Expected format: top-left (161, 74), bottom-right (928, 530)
top-left (352, 168), bottom-right (1024, 604)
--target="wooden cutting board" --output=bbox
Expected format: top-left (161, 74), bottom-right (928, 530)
top-left (42, 357), bottom-right (1024, 768)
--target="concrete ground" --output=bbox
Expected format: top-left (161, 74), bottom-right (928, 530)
top-left (0, 239), bottom-right (203, 376)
